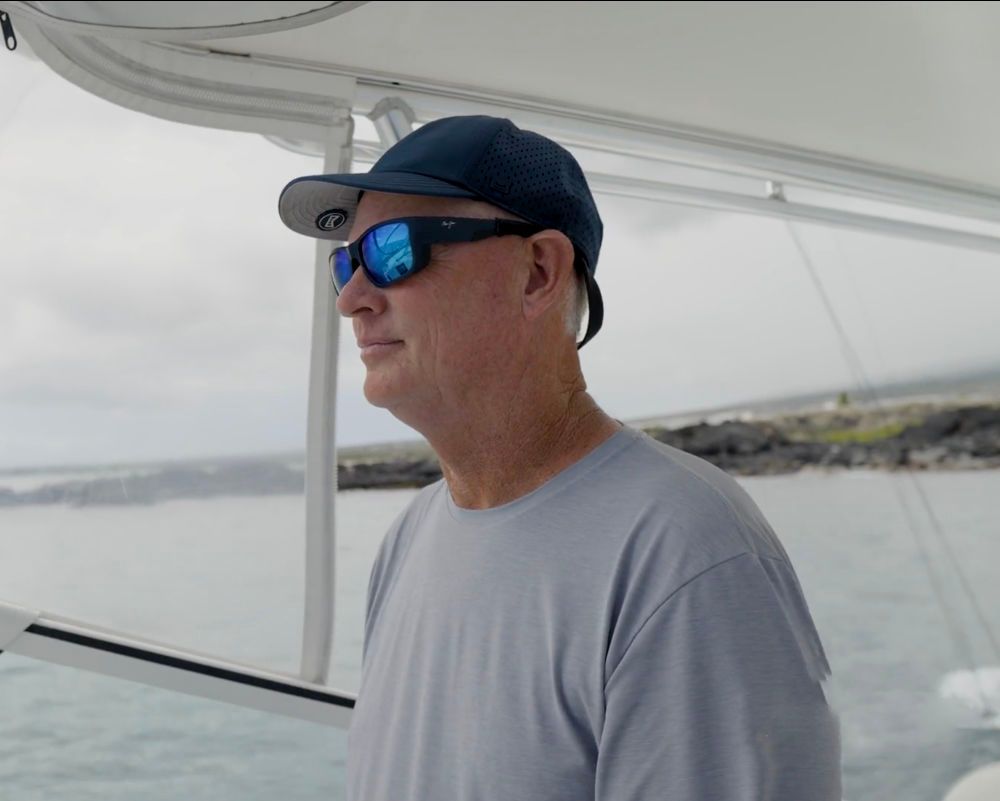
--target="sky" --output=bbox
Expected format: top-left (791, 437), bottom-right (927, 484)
top-left (3, 52), bottom-right (1000, 470)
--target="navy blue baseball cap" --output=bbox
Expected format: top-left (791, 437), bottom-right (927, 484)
top-left (278, 115), bottom-right (605, 347)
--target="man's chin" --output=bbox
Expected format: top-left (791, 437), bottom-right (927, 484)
top-left (362, 387), bottom-right (390, 410)
top-left (362, 377), bottom-right (401, 410)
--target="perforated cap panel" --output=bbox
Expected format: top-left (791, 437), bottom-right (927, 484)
top-left (467, 121), bottom-right (603, 274)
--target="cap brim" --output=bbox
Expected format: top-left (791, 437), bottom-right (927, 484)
top-left (577, 267), bottom-right (604, 349)
top-left (278, 171), bottom-right (479, 240)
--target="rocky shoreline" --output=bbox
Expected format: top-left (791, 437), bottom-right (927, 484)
top-left (645, 401), bottom-right (1000, 476)
top-left (337, 400), bottom-right (1000, 487)
top-left (3, 400), bottom-right (998, 507)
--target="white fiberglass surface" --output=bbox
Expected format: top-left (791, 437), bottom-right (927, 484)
top-left (211, 2), bottom-right (1000, 193)
top-left (23, 1), bottom-right (338, 31)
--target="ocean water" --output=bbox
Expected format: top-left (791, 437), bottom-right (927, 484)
top-left (2, 471), bottom-right (1000, 800)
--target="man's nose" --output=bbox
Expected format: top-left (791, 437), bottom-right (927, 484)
top-left (335, 264), bottom-right (387, 318)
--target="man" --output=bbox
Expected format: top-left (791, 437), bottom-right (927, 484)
top-left (279, 115), bottom-right (841, 800)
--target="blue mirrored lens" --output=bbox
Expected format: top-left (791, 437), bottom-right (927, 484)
top-left (361, 222), bottom-right (414, 285)
top-left (331, 247), bottom-right (355, 292)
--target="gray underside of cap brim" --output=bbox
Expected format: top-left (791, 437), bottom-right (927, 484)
top-left (278, 171), bottom-right (479, 240)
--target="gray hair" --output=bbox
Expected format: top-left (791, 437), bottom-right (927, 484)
top-left (565, 268), bottom-right (588, 340)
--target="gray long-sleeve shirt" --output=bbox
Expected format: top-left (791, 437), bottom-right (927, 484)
top-left (347, 425), bottom-right (841, 800)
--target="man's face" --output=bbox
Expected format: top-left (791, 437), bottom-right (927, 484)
top-left (335, 192), bottom-right (528, 421)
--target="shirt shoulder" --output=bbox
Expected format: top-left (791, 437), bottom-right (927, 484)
top-left (614, 428), bottom-right (791, 560)
top-left (596, 429), bottom-right (792, 597)
top-left (597, 429), bottom-right (828, 681)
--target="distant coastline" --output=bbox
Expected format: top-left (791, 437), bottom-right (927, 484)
top-left (2, 397), bottom-right (999, 507)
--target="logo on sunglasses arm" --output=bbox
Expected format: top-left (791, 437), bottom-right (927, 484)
top-left (316, 209), bottom-right (348, 231)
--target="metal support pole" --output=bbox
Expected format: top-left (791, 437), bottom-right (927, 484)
top-left (299, 112), bottom-right (354, 684)
top-left (368, 97), bottom-right (415, 147)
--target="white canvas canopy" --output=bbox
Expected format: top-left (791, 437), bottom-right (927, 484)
top-left (9, 1), bottom-right (1000, 222)
top-left (2, 0), bottom-right (999, 737)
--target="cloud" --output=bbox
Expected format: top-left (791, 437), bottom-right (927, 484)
top-left (4, 55), bottom-right (1000, 468)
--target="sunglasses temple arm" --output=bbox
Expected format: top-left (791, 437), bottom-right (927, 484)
top-left (428, 220), bottom-right (542, 243)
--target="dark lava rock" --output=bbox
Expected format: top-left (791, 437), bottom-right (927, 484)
top-left (4, 403), bottom-right (998, 506)
top-left (650, 420), bottom-right (789, 456)
top-left (898, 405), bottom-right (1000, 445)
top-left (339, 458), bottom-right (442, 490)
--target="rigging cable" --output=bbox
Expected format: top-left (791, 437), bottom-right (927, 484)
top-left (786, 220), bottom-right (999, 719)
top-left (828, 231), bottom-right (1000, 669)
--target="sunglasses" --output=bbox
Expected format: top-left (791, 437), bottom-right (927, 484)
top-left (329, 216), bottom-right (544, 294)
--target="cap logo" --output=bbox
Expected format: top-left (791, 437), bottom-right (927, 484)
top-left (316, 209), bottom-right (348, 231)
top-left (489, 177), bottom-right (511, 195)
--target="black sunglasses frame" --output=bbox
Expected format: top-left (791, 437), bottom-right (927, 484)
top-left (329, 216), bottom-right (544, 293)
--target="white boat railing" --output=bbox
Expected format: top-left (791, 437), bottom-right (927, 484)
top-left (0, 599), bottom-right (355, 728)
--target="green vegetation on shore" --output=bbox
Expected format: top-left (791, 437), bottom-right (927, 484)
top-left (812, 422), bottom-right (909, 444)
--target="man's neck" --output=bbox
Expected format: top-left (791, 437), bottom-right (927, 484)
top-left (424, 388), bottom-right (622, 510)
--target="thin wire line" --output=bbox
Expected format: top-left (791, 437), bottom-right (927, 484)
top-left (787, 220), bottom-right (998, 717)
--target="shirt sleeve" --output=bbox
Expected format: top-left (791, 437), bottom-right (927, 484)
top-left (595, 553), bottom-right (841, 801)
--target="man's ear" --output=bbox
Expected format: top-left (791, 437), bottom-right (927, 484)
top-left (522, 230), bottom-right (575, 322)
